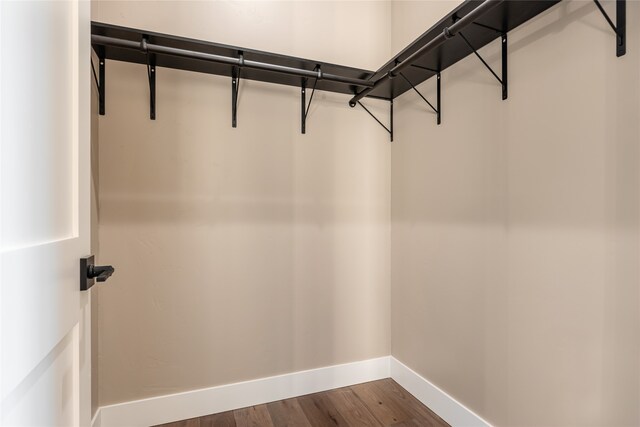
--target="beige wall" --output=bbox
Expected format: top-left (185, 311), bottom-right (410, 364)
top-left (93, 1), bottom-right (391, 407)
top-left (94, 1), bottom-right (640, 424)
top-left (391, 1), bottom-right (640, 426)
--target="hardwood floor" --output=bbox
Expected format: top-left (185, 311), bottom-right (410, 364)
top-left (155, 379), bottom-right (449, 427)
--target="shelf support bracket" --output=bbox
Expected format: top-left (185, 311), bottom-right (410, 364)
top-left (593, 0), bottom-right (625, 57)
top-left (301, 67), bottom-right (320, 134)
top-left (399, 71), bottom-right (441, 125)
top-left (459, 31), bottom-right (507, 100)
top-left (301, 83), bottom-right (306, 134)
top-left (357, 100), bottom-right (393, 142)
top-left (502, 33), bottom-right (508, 100)
top-left (390, 99), bottom-right (393, 142)
top-left (437, 72), bottom-right (441, 125)
top-left (232, 63), bottom-right (241, 128)
top-left (98, 48), bottom-right (105, 115)
top-left (146, 52), bottom-right (156, 120)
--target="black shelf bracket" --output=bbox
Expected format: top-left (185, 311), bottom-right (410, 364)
top-left (301, 67), bottom-right (320, 134)
top-left (358, 100), bottom-right (393, 142)
top-left (97, 47), bottom-right (105, 115)
top-left (146, 50), bottom-right (156, 120)
top-left (458, 30), bottom-right (507, 100)
top-left (501, 33), bottom-right (507, 100)
top-left (301, 83), bottom-right (306, 134)
top-left (593, 0), bottom-right (625, 57)
top-left (399, 70), bottom-right (441, 125)
top-left (232, 58), bottom-right (242, 128)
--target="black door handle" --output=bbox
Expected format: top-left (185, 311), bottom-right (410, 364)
top-left (88, 265), bottom-right (115, 282)
top-left (80, 256), bottom-right (115, 291)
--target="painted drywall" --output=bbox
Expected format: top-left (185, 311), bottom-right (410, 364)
top-left (391, 1), bottom-right (640, 426)
top-left (93, 1), bottom-right (391, 406)
top-left (94, 1), bottom-right (639, 424)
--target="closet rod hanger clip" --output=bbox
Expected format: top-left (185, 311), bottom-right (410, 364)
top-left (140, 37), bottom-right (148, 53)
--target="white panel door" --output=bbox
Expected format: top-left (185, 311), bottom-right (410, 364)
top-left (0, 0), bottom-right (92, 425)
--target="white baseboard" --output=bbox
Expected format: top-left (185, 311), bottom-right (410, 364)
top-left (91, 409), bottom-right (101, 427)
top-left (95, 356), bottom-right (490, 427)
top-left (91, 408), bottom-right (102, 427)
top-left (97, 356), bottom-right (390, 427)
top-left (390, 357), bottom-right (492, 427)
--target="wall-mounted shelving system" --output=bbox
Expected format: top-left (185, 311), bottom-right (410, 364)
top-left (91, 21), bottom-right (381, 131)
top-left (91, 0), bottom-right (626, 141)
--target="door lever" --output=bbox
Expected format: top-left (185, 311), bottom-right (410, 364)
top-left (80, 255), bottom-right (115, 291)
top-left (88, 264), bottom-right (115, 282)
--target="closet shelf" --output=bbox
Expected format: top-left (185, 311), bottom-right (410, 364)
top-left (91, 22), bottom-right (380, 98)
top-left (91, 0), bottom-right (626, 138)
top-left (356, 0), bottom-right (561, 104)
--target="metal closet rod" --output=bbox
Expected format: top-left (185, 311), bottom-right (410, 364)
top-left (91, 34), bottom-right (375, 89)
top-left (348, 0), bottom-right (504, 107)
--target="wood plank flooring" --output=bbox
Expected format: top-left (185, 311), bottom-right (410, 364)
top-left (155, 379), bottom-right (449, 427)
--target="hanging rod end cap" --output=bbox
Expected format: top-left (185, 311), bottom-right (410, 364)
top-left (349, 101), bottom-right (357, 108)
top-left (443, 27), bottom-right (454, 39)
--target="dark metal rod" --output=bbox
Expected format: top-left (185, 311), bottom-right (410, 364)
top-left (348, 0), bottom-right (503, 107)
top-left (458, 32), bottom-right (502, 85)
top-left (98, 53), bottom-right (105, 115)
top-left (91, 34), bottom-right (374, 88)
top-left (357, 101), bottom-right (391, 135)
top-left (436, 72), bottom-right (441, 125)
top-left (399, 72), bottom-right (437, 113)
top-left (92, 35), bottom-right (139, 50)
top-left (593, 0), bottom-right (618, 34)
